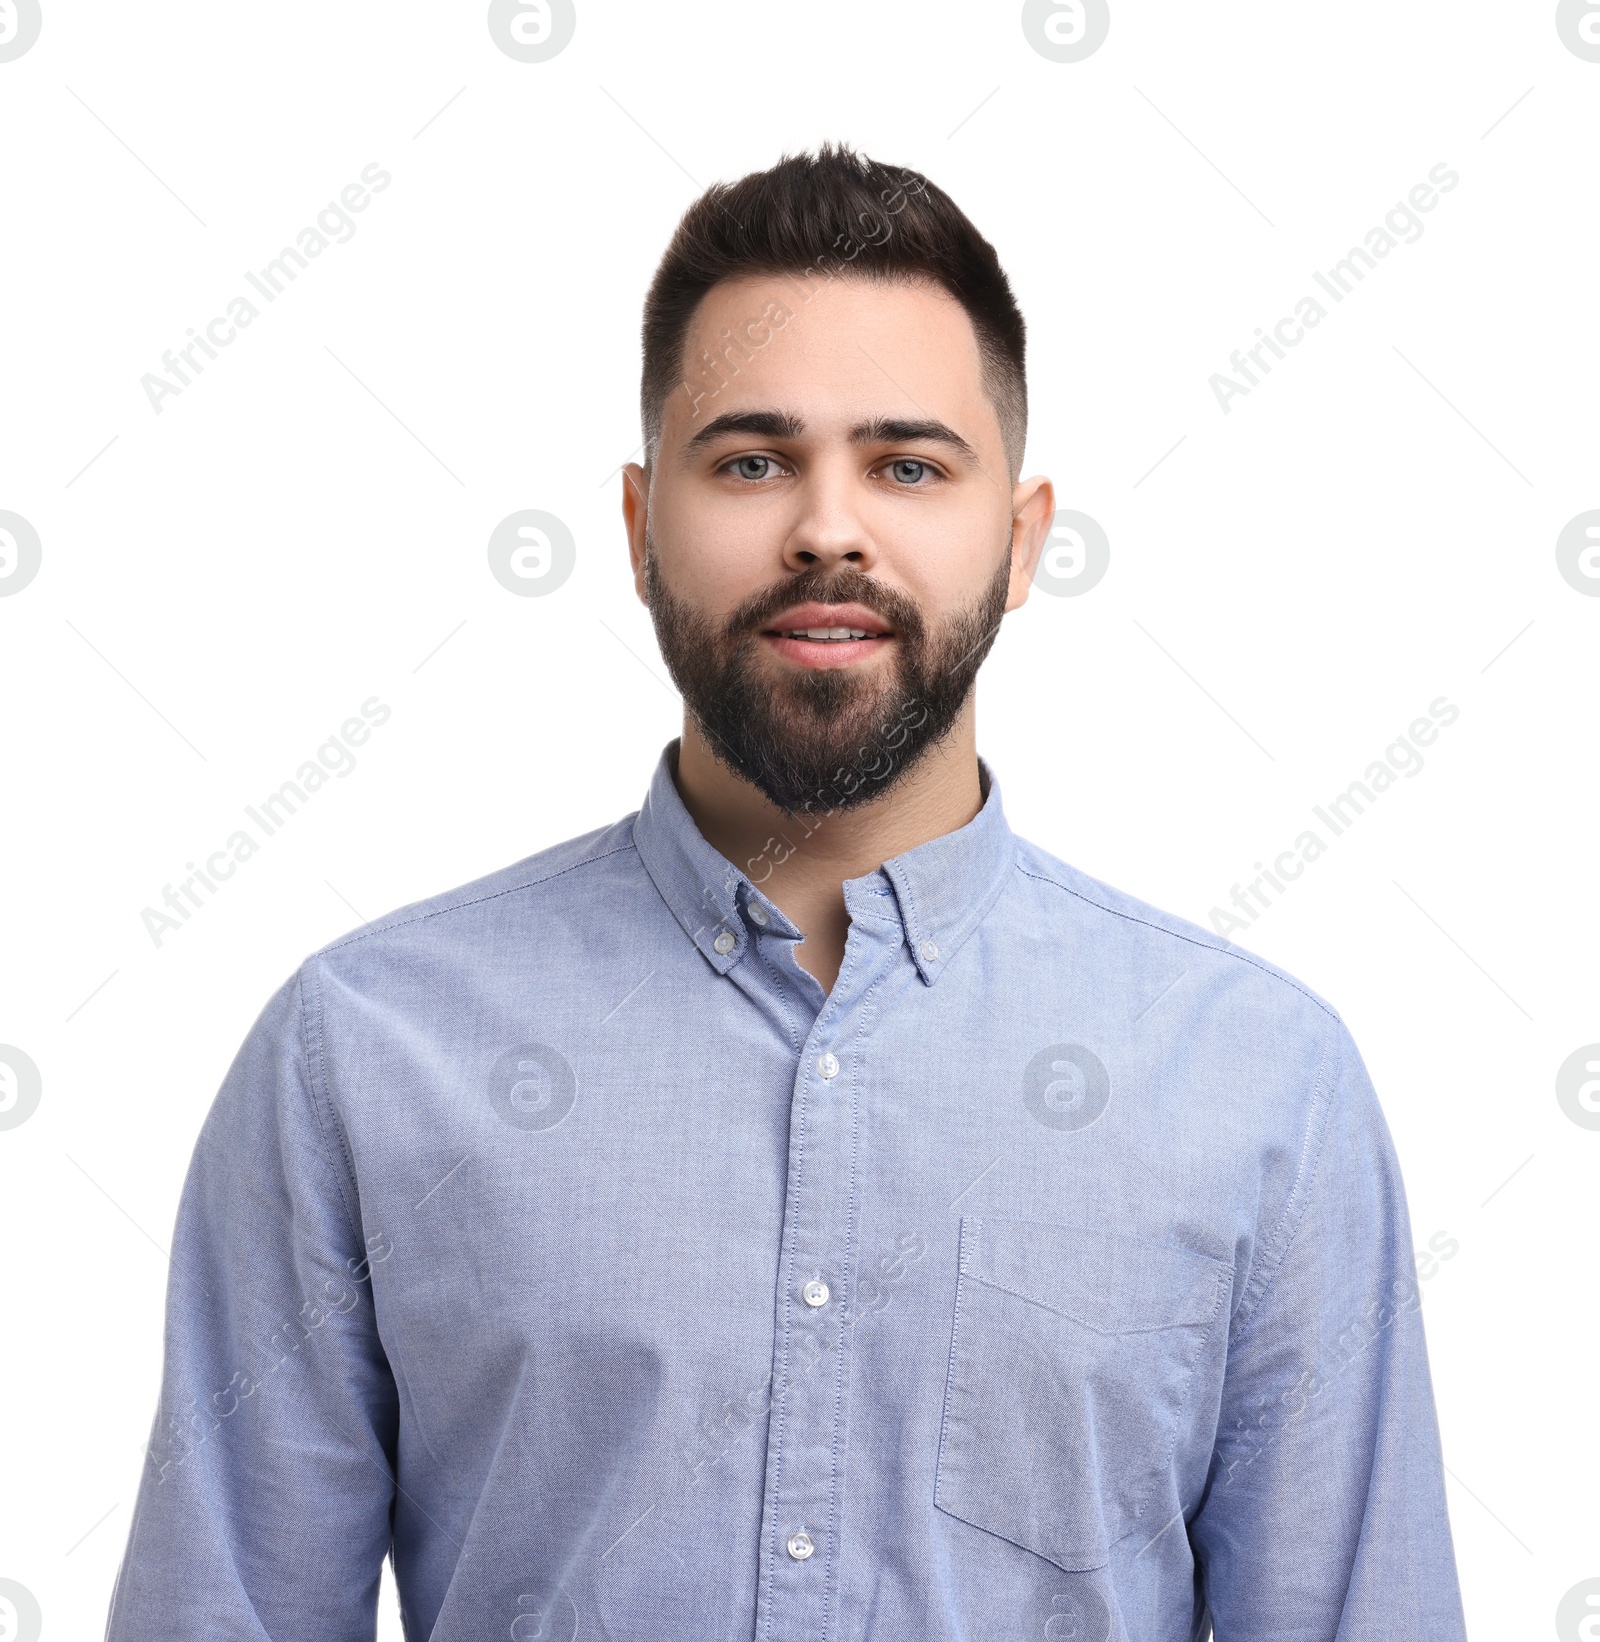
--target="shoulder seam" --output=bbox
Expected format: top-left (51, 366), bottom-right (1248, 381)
top-left (293, 962), bottom-right (367, 1253)
top-left (314, 834), bottom-right (638, 958)
top-left (1012, 859), bottom-right (1337, 1020)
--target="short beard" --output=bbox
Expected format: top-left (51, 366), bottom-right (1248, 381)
top-left (643, 540), bottom-right (1012, 818)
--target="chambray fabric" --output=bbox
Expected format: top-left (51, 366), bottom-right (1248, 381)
top-left (106, 739), bottom-right (1467, 1642)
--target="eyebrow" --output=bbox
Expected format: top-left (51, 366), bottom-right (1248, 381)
top-left (678, 409), bottom-right (978, 465)
top-left (848, 416), bottom-right (977, 461)
top-left (680, 410), bottom-right (805, 461)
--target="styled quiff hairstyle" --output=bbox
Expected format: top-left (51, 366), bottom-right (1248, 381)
top-left (640, 142), bottom-right (1028, 480)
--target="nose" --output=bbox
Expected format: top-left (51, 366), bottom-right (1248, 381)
top-left (780, 457), bottom-right (878, 575)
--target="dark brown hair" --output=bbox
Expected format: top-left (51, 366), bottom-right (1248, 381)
top-left (640, 142), bottom-right (1028, 479)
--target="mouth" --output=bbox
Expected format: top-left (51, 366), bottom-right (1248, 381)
top-left (760, 602), bottom-right (896, 670)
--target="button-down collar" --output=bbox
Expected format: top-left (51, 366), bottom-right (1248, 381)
top-left (632, 738), bottom-right (1016, 985)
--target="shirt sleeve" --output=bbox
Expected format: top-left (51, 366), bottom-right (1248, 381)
top-left (105, 963), bottom-right (399, 1642)
top-left (1186, 1017), bottom-right (1468, 1641)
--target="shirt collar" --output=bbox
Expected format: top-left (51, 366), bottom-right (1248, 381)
top-left (631, 739), bottom-right (1015, 986)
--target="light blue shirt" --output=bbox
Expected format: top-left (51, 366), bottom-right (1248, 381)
top-left (107, 740), bottom-right (1467, 1641)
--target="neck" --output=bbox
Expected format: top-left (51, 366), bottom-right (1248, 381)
top-left (670, 704), bottom-right (985, 992)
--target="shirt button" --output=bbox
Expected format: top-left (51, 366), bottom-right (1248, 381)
top-left (748, 903), bottom-right (769, 926)
top-left (817, 1052), bottom-right (840, 1080)
top-left (786, 1530), bottom-right (815, 1560)
top-left (919, 938), bottom-right (939, 962)
top-left (802, 1279), bottom-right (830, 1307)
top-left (712, 930), bottom-right (736, 955)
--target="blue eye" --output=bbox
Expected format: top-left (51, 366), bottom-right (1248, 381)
top-left (889, 460), bottom-right (928, 484)
top-left (731, 456), bottom-right (774, 480)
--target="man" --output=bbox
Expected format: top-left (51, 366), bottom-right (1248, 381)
top-left (107, 145), bottom-right (1468, 1641)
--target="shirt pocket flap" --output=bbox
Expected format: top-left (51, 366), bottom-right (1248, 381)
top-left (964, 1217), bottom-right (1226, 1335)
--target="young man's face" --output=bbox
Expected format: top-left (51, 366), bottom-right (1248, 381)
top-left (623, 273), bottom-right (1053, 816)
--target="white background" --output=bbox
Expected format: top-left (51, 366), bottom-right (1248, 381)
top-left (1, 2), bottom-right (1596, 1637)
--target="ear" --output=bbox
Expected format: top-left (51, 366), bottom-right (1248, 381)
top-left (1005, 474), bottom-right (1056, 612)
top-left (622, 462), bottom-right (650, 604)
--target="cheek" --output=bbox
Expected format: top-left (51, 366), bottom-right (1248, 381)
top-left (876, 502), bottom-right (1008, 606)
top-left (650, 498), bottom-right (770, 613)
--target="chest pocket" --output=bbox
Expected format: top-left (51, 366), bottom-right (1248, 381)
top-left (934, 1215), bottom-right (1231, 1573)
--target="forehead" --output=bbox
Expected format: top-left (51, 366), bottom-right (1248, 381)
top-left (668, 273), bottom-right (993, 442)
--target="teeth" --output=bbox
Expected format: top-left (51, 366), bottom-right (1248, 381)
top-left (785, 627), bottom-right (876, 641)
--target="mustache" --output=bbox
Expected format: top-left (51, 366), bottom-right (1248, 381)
top-left (722, 566), bottom-right (926, 643)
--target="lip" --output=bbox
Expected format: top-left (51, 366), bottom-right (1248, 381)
top-left (760, 601), bottom-right (896, 670)
top-left (762, 602), bottom-right (894, 638)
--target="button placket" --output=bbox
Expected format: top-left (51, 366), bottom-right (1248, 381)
top-left (756, 913), bottom-right (897, 1637)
